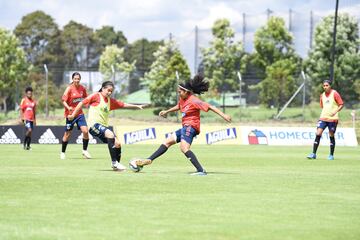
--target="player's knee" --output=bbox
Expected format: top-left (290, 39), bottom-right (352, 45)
top-left (180, 145), bottom-right (189, 153)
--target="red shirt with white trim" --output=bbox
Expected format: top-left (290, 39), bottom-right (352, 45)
top-left (179, 94), bottom-right (210, 133)
top-left (62, 84), bottom-right (87, 117)
top-left (20, 97), bottom-right (36, 121)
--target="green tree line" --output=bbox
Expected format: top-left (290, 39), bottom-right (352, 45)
top-left (1, 10), bottom-right (359, 116)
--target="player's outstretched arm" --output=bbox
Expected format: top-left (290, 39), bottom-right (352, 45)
top-left (68, 102), bottom-right (84, 120)
top-left (123, 103), bottom-right (145, 110)
top-left (159, 105), bottom-right (180, 118)
top-left (208, 105), bottom-right (231, 123)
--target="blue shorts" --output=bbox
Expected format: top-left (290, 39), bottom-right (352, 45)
top-left (24, 120), bottom-right (34, 130)
top-left (317, 120), bottom-right (338, 133)
top-left (65, 114), bottom-right (87, 131)
top-left (89, 123), bottom-right (114, 143)
top-left (174, 126), bottom-right (198, 145)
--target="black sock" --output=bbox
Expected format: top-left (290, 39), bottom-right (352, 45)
top-left (61, 141), bottom-right (68, 153)
top-left (148, 144), bottom-right (168, 161)
top-left (107, 138), bottom-right (117, 162)
top-left (24, 136), bottom-right (29, 148)
top-left (115, 147), bottom-right (121, 162)
top-left (27, 136), bottom-right (31, 147)
top-left (83, 138), bottom-right (89, 151)
top-left (330, 136), bottom-right (335, 155)
top-left (312, 135), bottom-right (321, 154)
top-left (184, 150), bottom-right (204, 172)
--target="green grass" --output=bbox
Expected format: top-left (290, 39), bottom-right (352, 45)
top-left (0, 144), bottom-right (359, 240)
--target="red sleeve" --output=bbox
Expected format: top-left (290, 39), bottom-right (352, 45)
top-left (83, 88), bottom-right (88, 98)
top-left (62, 87), bottom-right (70, 102)
top-left (333, 91), bottom-right (344, 105)
top-left (20, 98), bottom-right (25, 110)
top-left (192, 99), bottom-right (210, 112)
top-left (82, 93), bottom-right (99, 106)
top-left (110, 98), bottom-right (125, 110)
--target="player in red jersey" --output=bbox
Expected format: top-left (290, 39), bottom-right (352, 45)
top-left (19, 87), bottom-right (36, 150)
top-left (60, 72), bottom-right (91, 160)
top-left (130, 74), bottom-right (231, 175)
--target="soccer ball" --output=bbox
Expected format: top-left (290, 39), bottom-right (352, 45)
top-left (129, 158), bottom-right (143, 173)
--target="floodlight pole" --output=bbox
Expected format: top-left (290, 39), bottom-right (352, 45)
top-left (44, 64), bottom-right (49, 118)
top-left (330, 0), bottom-right (339, 82)
top-left (237, 71), bottom-right (242, 120)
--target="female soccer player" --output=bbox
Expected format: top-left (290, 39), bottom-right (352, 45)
top-left (68, 81), bottom-right (144, 171)
top-left (130, 74), bottom-right (231, 175)
top-left (307, 80), bottom-right (344, 160)
top-left (19, 87), bottom-right (36, 150)
top-left (60, 72), bottom-right (91, 160)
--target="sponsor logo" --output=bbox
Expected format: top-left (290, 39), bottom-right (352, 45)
top-left (205, 128), bottom-right (237, 144)
top-left (0, 128), bottom-right (21, 144)
top-left (38, 128), bottom-right (60, 144)
top-left (76, 133), bottom-right (97, 144)
top-left (124, 128), bottom-right (156, 144)
top-left (248, 129), bottom-right (268, 145)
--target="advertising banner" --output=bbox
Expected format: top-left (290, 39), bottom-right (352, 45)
top-left (1, 125), bottom-right (358, 146)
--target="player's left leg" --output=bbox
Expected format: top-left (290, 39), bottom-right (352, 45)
top-left (104, 128), bottom-right (125, 171)
top-left (24, 121), bottom-right (33, 150)
top-left (328, 122), bottom-right (338, 160)
top-left (179, 126), bottom-right (206, 175)
top-left (79, 125), bottom-right (91, 159)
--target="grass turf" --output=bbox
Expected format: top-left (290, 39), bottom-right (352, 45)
top-left (0, 144), bottom-right (359, 240)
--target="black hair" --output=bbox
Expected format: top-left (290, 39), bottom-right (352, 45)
top-left (323, 79), bottom-right (332, 85)
top-left (72, 72), bottom-right (81, 79)
top-left (179, 74), bottom-right (209, 95)
top-left (99, 81), bottom-right (114, 92)
top-left (25, 86), bottom-right (33, 93)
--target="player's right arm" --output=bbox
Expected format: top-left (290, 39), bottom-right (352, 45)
top-left (159, 105), bottom-right (180, 118)
top-left (62, 87), bottom-right (73, 112)
top-left (19, 98), bottom-right (24, 123)
top-left (68, 93), bottom-right (96, 120)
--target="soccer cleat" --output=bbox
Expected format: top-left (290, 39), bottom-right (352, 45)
top-left (190, 170), bottom-right (207, 176)
top-left (60, 152), bottom-right (66, 160)
top-left (134, 158), bottom-right (152, 167)
top-left (328, 155), bottom-right (334, 160)
top-left (307, 153), bottom-right (316, 159)
top-left (82, 150), bottom-right (92, 159)
top-left (112, 161), bottom-right (126, 171)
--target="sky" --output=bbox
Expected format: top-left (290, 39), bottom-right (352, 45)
top-left (0, 0), bottom-right (359, 72)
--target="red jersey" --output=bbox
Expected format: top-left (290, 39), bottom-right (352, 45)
top-left (20, 97), bottom-right (36, 121)
top-left (179, 94), bottom-right (210, 133)
top-left (82, 93), bottom-right (125, 110)
top-left (319, 89), bottom-right (343, 108)
top-left (62, 84), bottom-right (88, 117)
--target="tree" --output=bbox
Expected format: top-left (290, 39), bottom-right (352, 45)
top-left (144, 40), bottom-right (190, 107)
top-left (94, 26), bottom-right (127, 49)
top-left (61, 21), bottom-right (98, 68)
top-left (252, 16), bottom-right (300, 108)
top-left (304, 13), bottom-right (360, 105)
top-left (99, 45), bottom-right (135, 95)
top-left (124, 38), bottom-right (163, 92)
top-left (252, 16), bottom-right (299, 76)
top-left (258, 59), bottom-right (296, 111)
top-left (0, 28), bottom-right (28, 113)
top-left (14, 11), bottom-right (61, 67)
top-left (201, 19), bottom-right (247, 95)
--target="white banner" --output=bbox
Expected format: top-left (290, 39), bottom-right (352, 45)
top-left (239, 126), bottom-right (358, 146)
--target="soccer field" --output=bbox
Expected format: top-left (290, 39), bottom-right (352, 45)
top-left (0, 144), bottom-right (359, 240)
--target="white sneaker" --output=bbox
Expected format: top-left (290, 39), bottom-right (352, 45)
top-left (112, 162), bottom-right (126, 171)
top-left (82, 150), bottom-right (92, 159)
top-left (60, 152), bottom-right (66, 160)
